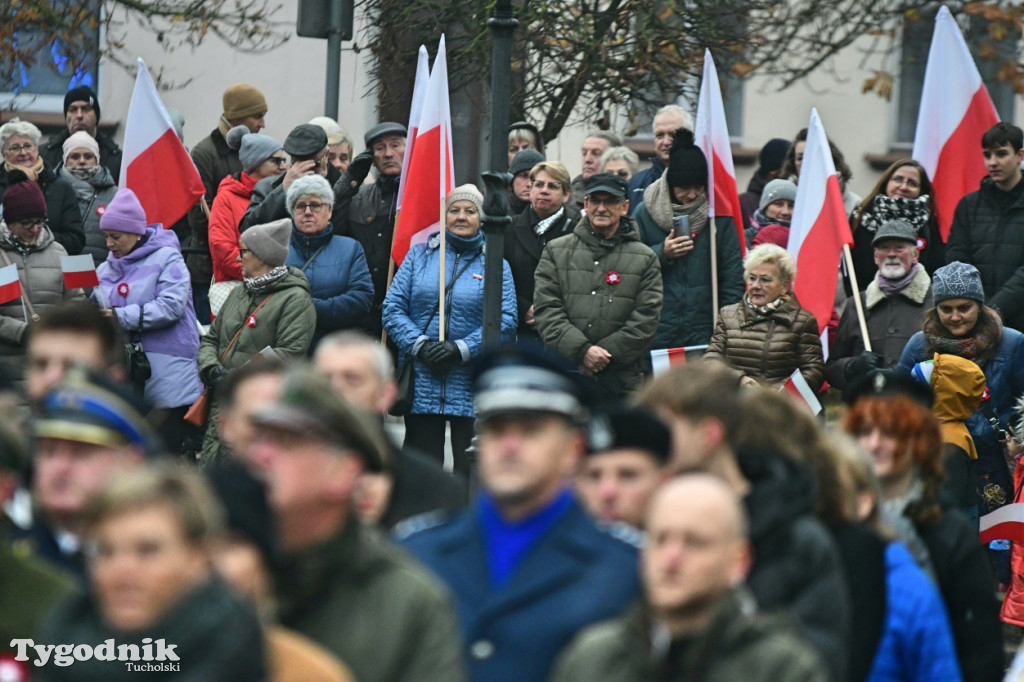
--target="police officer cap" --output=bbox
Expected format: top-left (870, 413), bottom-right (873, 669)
top-left (842, 367), bottom-right (934, 408)
top-left (474, 342), bottom-right (591, 423)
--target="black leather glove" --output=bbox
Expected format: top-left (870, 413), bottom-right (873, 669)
top-left (204, 364), bottom-right (228, 389)
top-left (844, 350), bottom-right (884, 383)
top-left (421, 340), bottom-right (461, 375)
top-left (346, 148), bottom-right (374, 186)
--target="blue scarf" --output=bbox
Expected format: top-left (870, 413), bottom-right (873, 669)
top-left (477, 489), bottom-right (574, 589)
top-left (445, 229), bottom-right (484, 253)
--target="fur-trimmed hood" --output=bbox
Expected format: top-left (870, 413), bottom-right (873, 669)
top-left (865, 265), bottom-right (931, 309)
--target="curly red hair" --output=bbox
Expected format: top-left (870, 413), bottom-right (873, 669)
top-left (842, 395), bottom-right (944, 525)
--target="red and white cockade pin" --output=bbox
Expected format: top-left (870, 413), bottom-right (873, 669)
top-left (117, 282), bottom-right (130, 297)
top-left (606, 271), bottom-right (620, 285)
top-left (917, 237), bottom-right (926, 251)
top-left (247, 315), bottom-right (257, 327)
top-left (96, 205), bottom-right (106, 216)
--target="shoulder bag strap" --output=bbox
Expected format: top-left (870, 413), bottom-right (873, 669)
top-left (300, 243), bottom-right (329, 272)
top-left (220, 294), bottom-right (274, 363)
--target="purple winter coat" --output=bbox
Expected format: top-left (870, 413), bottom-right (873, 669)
top-left (93, 225), bottom-right (203, 408)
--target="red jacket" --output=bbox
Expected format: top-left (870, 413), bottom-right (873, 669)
top-left (209, 172), bottom-right (258, 282)
top-left (1002, 461), bottom-right (1024, 626)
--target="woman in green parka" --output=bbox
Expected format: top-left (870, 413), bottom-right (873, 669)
top-left (633, 129), bottom-right (744, 349)
top-left (197, 217), bottom-right (316, 462)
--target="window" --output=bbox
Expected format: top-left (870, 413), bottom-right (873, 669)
top-left (1, 0), bottom-right (101, 111)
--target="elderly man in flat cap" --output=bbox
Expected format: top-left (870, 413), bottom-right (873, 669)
top-left (332, 122), bottom-right (407, 336)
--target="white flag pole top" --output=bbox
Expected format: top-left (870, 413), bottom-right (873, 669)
top-left (912, 6), bottom-right (988, 177)
top-left (397, 45), bottom-right (430, 211)
top-left (787, 109), bottom-right (835, 257)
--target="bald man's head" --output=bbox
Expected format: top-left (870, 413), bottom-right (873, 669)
top-left (643, 474), bottom-right (751, 633)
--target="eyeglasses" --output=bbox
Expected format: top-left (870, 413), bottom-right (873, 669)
top-left (294, 202), bottom-right (325, 213)
top-left (6, 143), bottom-right (35, 154)
top-left (12, 218), bottom-right (46, 229)
top-left (887, 174), bottom-right (920, 189)
top-left (532, 180), bottom-right (563, 191)
top-left (746, 274), bottom-right (777, 286)
top-left (586, 196), bottom-right (625, 208)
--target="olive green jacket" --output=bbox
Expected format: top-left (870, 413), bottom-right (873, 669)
top-left (275, 519), bottom-right (466, 682)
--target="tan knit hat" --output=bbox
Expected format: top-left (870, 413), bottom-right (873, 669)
top-left (446, 184), bottom-right (484, 214)
top-left (222, 83), bottom-right (268, 121)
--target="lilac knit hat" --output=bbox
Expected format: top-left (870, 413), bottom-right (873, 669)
top-left (99, 188), bottom-right (148, 235)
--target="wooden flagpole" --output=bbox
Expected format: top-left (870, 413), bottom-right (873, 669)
top-left (842, 243), bottom-right (872, 352)
top-left (438, 126), bottom-right (447, 342)
top-left (709, 220), bottom-right (719, 324)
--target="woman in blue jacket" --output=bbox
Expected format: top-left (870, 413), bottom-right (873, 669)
top-left (284, 175), bottom-right (373, 349)
top-left (383, 185), bottom-right (516, 476)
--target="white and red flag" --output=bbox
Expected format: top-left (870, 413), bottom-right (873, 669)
top-left (912, 6), bottom-right (999, 241)
top-left (782, 369), bottom-right (823, 415)
top-left (980, 503), bottom-right (1024, 544)
top-left (694, 49), bottom-right (745, 255)
top-left (397, 45), bottom-right (430, 216)
top-left (650, 347), bottom-right (688, 377)
top-left (787, 109), bottom-right (854, 359)
top-left (60, 254), bottom-right (99, 289)
top-left (0, 264), bottom-right (21, 305)
top-left (391, 37), bottom-right (455, 268)
top-left (120, 58), bottom-right (204, 228)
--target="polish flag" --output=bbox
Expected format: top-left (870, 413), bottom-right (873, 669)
top-left (397, 45), bottom-right (430, 214)
top-left (782, 369), bottom-right (823, 415)
top-left (0, 264), bottom-right (22, 305)
top-left (391, 37), bottom-right (455, 268)
top-left (60, 254), bottom-right (99, 289)
top-left (119, 58), bottom-right (205, 228)
top-left (694, 49), bottom-right (746, 255)
top-left (980, 503), bottom-right (1024, 544)
top-left (788, 109), bottom-right (853, 362)
top-left (650, 345), bottom-right (710, 377)
top-left (912, 6), bottom-right (999, 242)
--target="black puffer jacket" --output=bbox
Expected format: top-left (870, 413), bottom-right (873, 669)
top-left (946, 177), bottom-right (1024, 329)
top-left (0, 166), bottom-right (84, 255)
top-left (739, 449), bottom-right (850, 682)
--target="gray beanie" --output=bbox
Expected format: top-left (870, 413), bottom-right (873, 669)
top-left (509, 148), bottom-right (545, 177)
top-left (286, 175), bottom-right (333, 217)
top-left (932, 261), bottom-right (984, 304)
top-left (446, 184), bottom-right (484, 214)
top-left (227, 126), bottom-right (283, 175)
top-left (759, 179), bottom-right (798, 213)
top-left (241, 218), bottom-right (292, 267)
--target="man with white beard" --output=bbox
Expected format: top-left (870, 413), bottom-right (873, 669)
top-left (825, 219), bottom-right (933, 390)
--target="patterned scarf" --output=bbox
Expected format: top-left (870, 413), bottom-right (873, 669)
top-left (743, 292), bottom-right (789, 316)
top-left (858, 194), bottom-right (931, 232)
top-left (244, 265), bottom-right (288, 294)
top-left (673, 193), bottom-right (710, 237)
top-left (928, 334), bottom-right (993, 360)
top-left (534, 206), bottom-right (565, 237)
top-left (4, 157), bottom-right (46, 183)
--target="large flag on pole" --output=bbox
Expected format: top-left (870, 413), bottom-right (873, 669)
top-left (120, 58), bottom-right (204, 228)
top-left (787, 109), bottom-right (854, 358)
top-left (694, 49), bottom-right (746, 255)
top-left (391, 38), bottom-right (455, 268)
top-left (912, 6), bottom-right (999, 241)
top-left (397, 45), bottom-right (430, 214)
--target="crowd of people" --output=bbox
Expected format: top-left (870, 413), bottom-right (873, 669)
top-left (3, 82), bottom-right (1024, 681)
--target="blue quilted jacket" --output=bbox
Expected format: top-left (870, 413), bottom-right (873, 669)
top-left (383, 232), bottom-right (517, 417)
top-left (286, 222), bottom-right (374, 349)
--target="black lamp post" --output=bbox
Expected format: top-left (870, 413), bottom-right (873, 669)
top-left (480, 0), bottom-right (518, 347)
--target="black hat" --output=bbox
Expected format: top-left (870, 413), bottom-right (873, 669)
top-left (64, 85), bottom-right (100, 120)
top-left (758, 138), bottom-right (790, 174)
top-left (509, 148), bottom-right (545, 177)
top-left (364, 122), bottom-right (407, 148)
top-left (584, 172), bottom-right (628, 198)
top-left (667, 129), bottom-right (708, 189)
top-left (283, 124), bottom-right (328, 159)
top-left (508, 121), bottom-right (545, 154)
top-left (591, 405), bottom-right (671, 464)
top-left (842, 368), bottom-right (934, 408)
top-left (206, 460), bottom-right (277, 570)
top-left (474, 343), bottom-right (592, 423)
